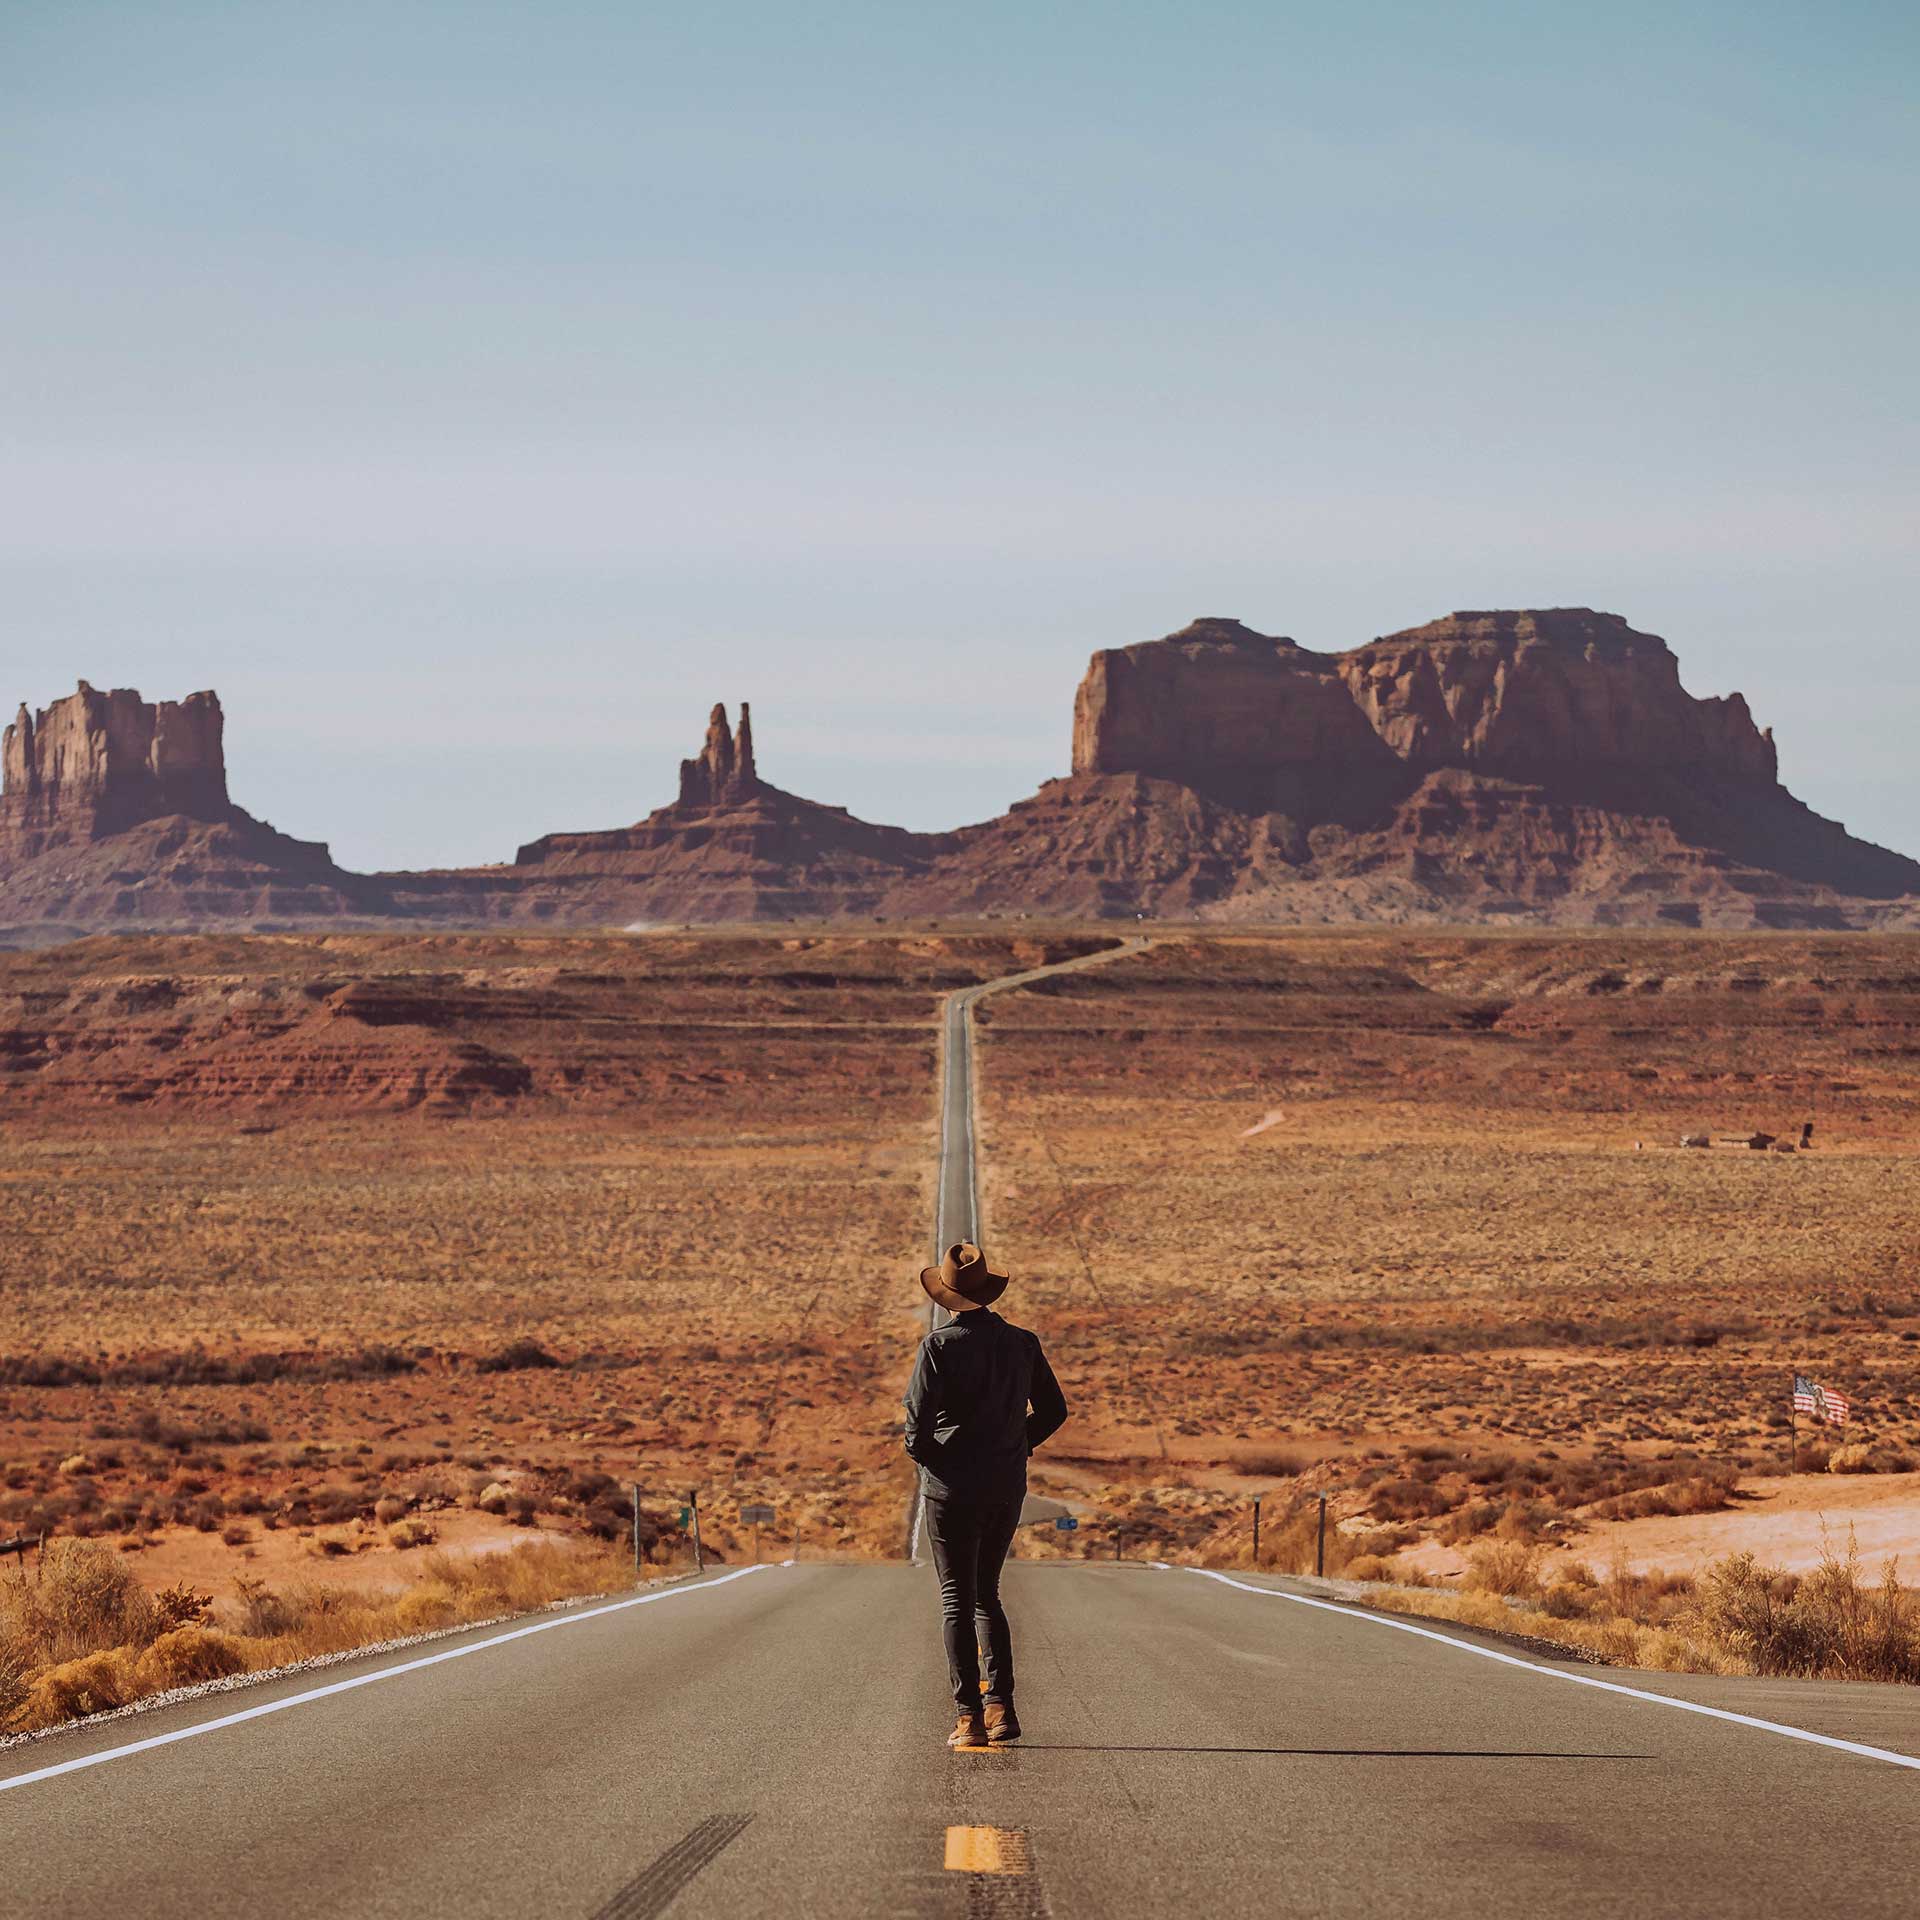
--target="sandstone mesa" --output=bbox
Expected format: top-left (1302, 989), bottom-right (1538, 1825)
top-left (4, 611), bottom-right (1917, 933)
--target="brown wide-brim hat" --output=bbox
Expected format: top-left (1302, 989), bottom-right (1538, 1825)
top-left (920, 1240), bottom-right (1009, 1314)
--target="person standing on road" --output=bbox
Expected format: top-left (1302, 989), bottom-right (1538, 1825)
top-left (903, 1241), bottom-right (1069, 1751)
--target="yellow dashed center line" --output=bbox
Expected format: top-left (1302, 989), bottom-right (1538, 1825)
top-left (944, 1826), bottom-right (1032, 1875)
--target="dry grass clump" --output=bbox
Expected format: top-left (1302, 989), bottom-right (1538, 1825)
top-left (1343, 1552), bottom-right (1431, 1586)
top-left (1462, 1539), bottom-right (1539, 1597)
top-left (1826, 1443), bottom-right (1919, 1475)
top-left (1367, 1581), bottom-right (1734, 1672)
top-left (1, 1537), bottom-right (640, 1734)
top-left (1353, 1535), bottom-right (1920, 1682)
top-left (1356, 1446), bottom-right (1742, 1548)
top-left (134, 1625), bottom-right (249, 1690)
top-left (1695, 1544), bottom-right (1920, 1682)
top-left (229, 1542), bottom-right (633, 1669)
top-left (0, 1643), bottom-right (30, 1726)
top-left (1586, 1470), bottom-right (1739, 1520)
top-left (7, 1537), bottom-right (160, 1666)
top-left (1359, 1545), bottom-right (1726, 1671)
top-left (1239, 1501), bottom-right (1405, 1577)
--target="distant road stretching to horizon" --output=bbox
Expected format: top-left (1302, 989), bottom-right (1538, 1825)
top-left (3, 940), bottom-right (1918, 1918)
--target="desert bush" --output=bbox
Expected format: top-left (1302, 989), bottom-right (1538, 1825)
top-left (7, 1538), bottom-right (638, 1735)
top-left (578, 1497), bottom-right (630, 1541)
top-left (18, 1649), bottom-right (139, 1728)
top-left (1369, 1478), bottom-right (1451, 1523)
top-left (1435, 1499), bottom-right (1505, 1544)
top-left (35, 1348), bottom-right (412, 1389)
top-left (475, 1338), bottom-right (561, 1374)
top-left (1464, 1540), bottom-right (1539, 1599)
top-left (373, 1495), bottom-right (411, 1525)
top-left (0, 1643), bottom-right (27, 1730)
top-left (1462, 1451), bottom-right (1531, 1488)
top-left (1493, 1499), bottom-right (1557, 1544)
top-left (1540, 1581), bottom-right (1598, 1619)
top-left (230, 1575), bottom-right (300, 1637)
top-left (1695, 1544), bottom-right (1920, 1682)
top-left (1827, 1444), bottom-right (1917, 1474)
top-left (1590, 1471), bottom-right (1738, 1520)
top-left (311, 1485), bottom-right (369, 1525)
top-left (1238, 1449), bottom-right (1306, 1478)
top-left (1344, 1552), bottom-right (1429, 1585)
top-left (1363, 1583), bottom-right (1732, 1673)
top-left (153, 1582), bottom-right (212, 1630)
top-left (1541, 1559), bottom-right (1603, 1617)
top-left (13, 1537), bottom-right (160, 1664)
top-left (388, 1518), bottom-right (437, 1550)
top-left (113, 1409), bottom-right (269, 1450)
top-left (134, 1625), bottom-right (248, 1691)
top-left (392, 1581), bottom-right (458, 1633)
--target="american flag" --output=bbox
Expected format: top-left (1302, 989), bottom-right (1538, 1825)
top-left (1793, 1375), bottom-right (1850, 1427)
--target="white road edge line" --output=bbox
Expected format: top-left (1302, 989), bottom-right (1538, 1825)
top-left (0, 1564), bottom-right (778, 1796)
top-left (1187, 1568), bottom-right (1920, 1774)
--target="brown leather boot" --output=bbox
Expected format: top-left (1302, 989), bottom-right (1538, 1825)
top-left (947, 1710), bottom-right (988, 1749)
top-left (983, 1702), bottom-right (1021, 1743)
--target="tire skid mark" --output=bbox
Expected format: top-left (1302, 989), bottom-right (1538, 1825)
top-left (590, 1811), bottom-right (752, 1920)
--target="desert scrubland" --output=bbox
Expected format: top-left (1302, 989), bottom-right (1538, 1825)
top-left (0, 934), bottom-right (1106, 1604)
top-left (981, 933), bottom-right (1920, 1657)
top-left (3, 927), bottom-right (1920, 1723)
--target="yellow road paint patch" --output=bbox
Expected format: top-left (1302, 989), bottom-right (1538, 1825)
top-left (945, 1827), bottom-right (1031, 1875)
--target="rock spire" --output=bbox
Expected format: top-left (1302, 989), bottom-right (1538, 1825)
top-left (676, 701), bottom-right (761, 807)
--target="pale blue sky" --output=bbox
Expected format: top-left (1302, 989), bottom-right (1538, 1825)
top-left (4, 2), bottom-right (1915, 870)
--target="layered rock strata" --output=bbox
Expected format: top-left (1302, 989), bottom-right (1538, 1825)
top-left (3, 683), bottom-right (230, 856)
top-left (1071, 611), bottom-right (1777, 811)
top-left (385, 703), bottom-right (939, 924)
top-left (1040, 610), bottom-right (1916, 914)
top-left (0, 683), bottom-right (374, 925)
top-left (6, 615), bottom-right (1919, 931)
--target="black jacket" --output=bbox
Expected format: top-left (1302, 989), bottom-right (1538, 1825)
top-left (902, 1309), bottom-right (1068, 1498)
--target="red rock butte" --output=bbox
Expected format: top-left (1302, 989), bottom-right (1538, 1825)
top-left (1073, 611), bottom-right (1777, 803)
top-left (0, 682), bottom-right (371, 928)
top-left (5, 613), bottom-right (1919, 932)
top-left (4, 682), bottom-right (229, 852)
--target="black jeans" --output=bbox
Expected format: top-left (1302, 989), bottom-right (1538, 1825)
top-left (924, 1485), bottom-right (1023, 1712)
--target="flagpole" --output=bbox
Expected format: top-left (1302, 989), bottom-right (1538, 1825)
top-left (1788, 1366), bottom-right (1796, 1478)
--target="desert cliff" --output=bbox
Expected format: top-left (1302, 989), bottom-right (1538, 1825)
top-left (4, 612), bottom-right (1917, 932)
top-left (2, 683), bottom-right (229, 855)
top-left (0, 683), bottom-right (373, 929)
top-left (1071, 611), bottom-right (1778, 808)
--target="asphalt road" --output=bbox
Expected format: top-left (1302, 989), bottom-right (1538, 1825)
top-left (5, 934), bottom-right (1917, 1914)
top-left (4, 1558), bottom-right (1918, 1918)
top-left (915, 938), bottom-right (1146, 1550)
top-left (928, 938), bottom-right (1149, 1268)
